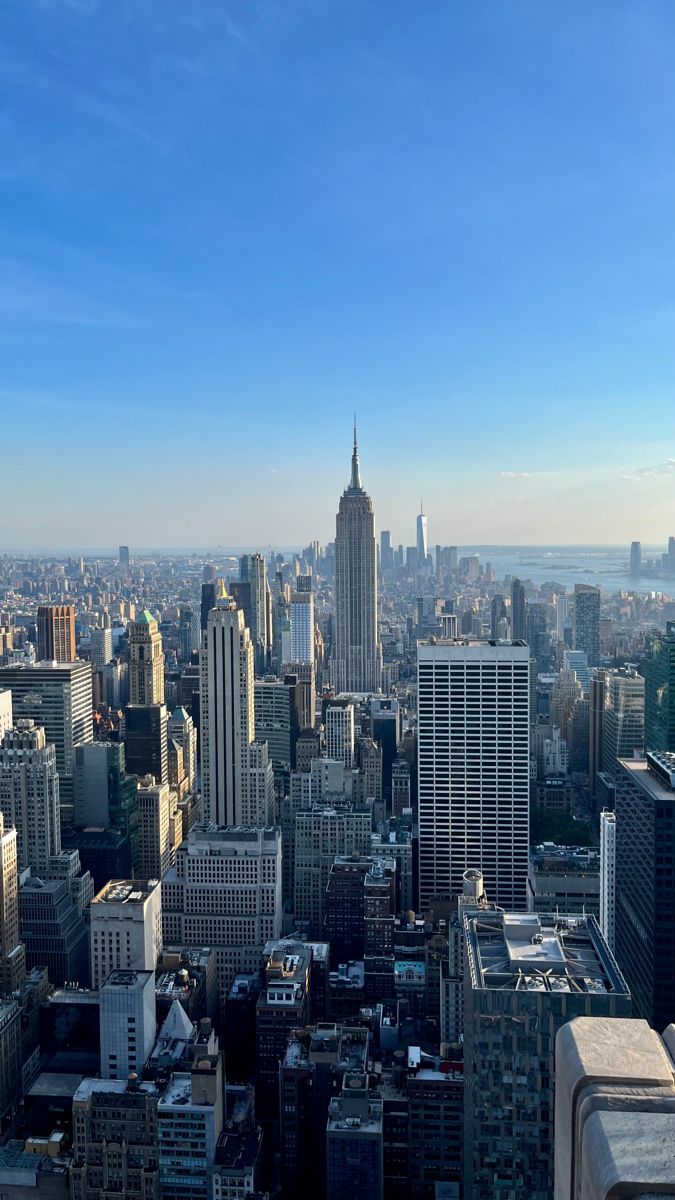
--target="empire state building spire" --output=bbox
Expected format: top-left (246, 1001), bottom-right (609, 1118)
top-left (350, 420), bottom-right (362, 490)
top-left (334, 428), bottom-right (381, 694)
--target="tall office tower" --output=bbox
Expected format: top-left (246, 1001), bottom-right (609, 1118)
top-left (333, 429), bottom-right (381, 694)
top-left (294, 805), bottom-right (372, 936)
top-left (239, 553), bottom-right (271, 673)
top-left (573, 583), bottom-right (601, 668)
top-left (0, 812), bottom-right (25, 991)
top-left (167, 706), bottom-right (197, 790)
top-left (90, 878), bottom-right (162, 989)
top-left (630, 540), bottom-right (642, 575)
top-left (99, 968), bottom-right (157, 1079)
top-left (359, 736), bottom-right (382, 804)
top-left (416, 501), bottom-right (428, 567)
top-left (327, 1073), bottom-right (383, 1200)
top-left (0, 690), bottom-right (11, 739)
top-left (73, 741), bottom-right (136, 835)
top-left (380, 530), bottom-right (393, 572)
top-left (289, 578), bottom-right (315, 665)
top-left (200, 594), bottom-right (273, 827)
top-left (254, 676), bottom-right (300, 780)
top-left (178, 606), bottom-right (200, 661)
top-left (555, 1019), bottom-right (675, 1200)
top-left (129, 610), bottom-right (164, 705)
top-left (555, 593), bottom-right (573, 644)
top-left (200, 580), bottom-right (218, 633)
top-left (370, 698), bottom-right (400, 802)
top-left (281, 660), bottom-right (316, 731)
top-left (510, 578), bottom-right (526, 641)
top-left (417, 639), bottom-right (530, 911)
top-left (325, 702), bottom-right (355, 767)
top-left (0, 999), bottom-right (22, 1124)
top-left (125, 702), bottom-right (168, 784)
top-left (71, 1076), bottom-right (160, 1200)
top-left (526, 601), bottom-right (550, 674)
top-left (137, 775), bottom-right (172, 880)
top-left (19, 873), bottom-right (90, 986)
top-left (669, 535), bottom-right (675, 573)
top-left (0, 660), bottom-right (93, 821)
top-left (644, 620), bottom-right (675, 752)
top-left (91, 624), bottom-right (113, 672)
top-left (563, 648), bottom-right (590, 696)
top-left (490, 594), bottom-right (508, 640)
top-left (601, 667), bottom-right (644, 782)
top-left (37, 603), bottom-right (76, 663)
top-left (118, 544), bottom-right (130, 575)
top-left (588, 667), bottom-right (607, 803)
top-left (162, 825), bottom-right (282, 996)
top-left (599, 808), bottom-right (616, 951)
top-left (463, 910), bottom-right (630, 1200)
top-left (615, 750), bottom-right (675, 1031)
top-left (0, 720), bottom-right (60, 874)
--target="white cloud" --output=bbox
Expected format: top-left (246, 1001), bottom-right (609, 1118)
top-left (622, 458), bottom-right (675, 481)
top-left (499, 470), bottom-right (559, 479)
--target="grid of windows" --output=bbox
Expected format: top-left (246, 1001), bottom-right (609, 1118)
top-left (418, 642), bottom-right (530, 910)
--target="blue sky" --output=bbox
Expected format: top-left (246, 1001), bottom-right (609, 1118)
top-left (2, 0), bottom-right (675, 549)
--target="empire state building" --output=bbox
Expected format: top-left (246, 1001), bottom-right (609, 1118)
top-left (334, 429), bottom-right (381, 693)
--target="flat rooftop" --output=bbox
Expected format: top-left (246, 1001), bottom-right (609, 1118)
top-left (73, 1077), bottom-right (158, 1101)
top-left (464, 911), bottom-right (629, 996)
top-left (102, 969), bottom-right (153, 991)
top-left (93, 879), bottom-right (159, 904)
top-left (619, 754), bottom-right (675, 799)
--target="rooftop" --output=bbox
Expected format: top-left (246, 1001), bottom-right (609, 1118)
top-left (464, 911), bottom-right (629, 995)
top-left (215, 1128), bottom-right (261, 1173)
top-left (329, 961), bottom-right (365, 989)
top-left (93, 879), bottom-right (159, 904)
top-left (73, 1077), bottom-right (158, 1101)
top-left (102, 969), bottom-right (154, 991)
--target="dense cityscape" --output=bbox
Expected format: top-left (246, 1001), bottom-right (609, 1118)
top-left (5, 1), bottom-right (675, 1197)
top-left (0, 432), bottom-right (672, 1198)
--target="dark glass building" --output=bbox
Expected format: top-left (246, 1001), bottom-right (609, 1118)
top-left (511, 577), bottom-right (526, 641)
top-left (615, 750), bottom-right (675, 1032)
top-left (644, 621), bottom-right (675, 753)
top-left (573, 583), bottom-right (601, 668)
top-left (124, 702), bottom-right (167, 784)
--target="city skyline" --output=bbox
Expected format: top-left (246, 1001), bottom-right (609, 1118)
top-left (3, 3), bottom-right (675, 544)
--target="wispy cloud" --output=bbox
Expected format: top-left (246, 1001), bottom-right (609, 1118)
top-left (499, 470), bottom-right (559, 479)
top-left (0, 54), bottom-right (169, 151)
top-left (622, 458), bottom-right (675, 481)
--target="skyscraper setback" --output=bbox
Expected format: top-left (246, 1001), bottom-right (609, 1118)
top-left (200, 590), bottom-right (273, 827)
top-left (333, 429), bottom-right (380, 694)
top-left (128, 611), bottom-right (165, 706)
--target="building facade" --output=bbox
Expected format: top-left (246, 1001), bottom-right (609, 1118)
top-left (162, 824), bottom-right (282, 996)
top-left (615, 751), bottom-right (675, 1032)
top-left (417, 639), bottom-right (530, 910)
top-left (0, 720), bottom-right (60, 874)
top-left (333, 430), bottom-right (381, 694)
top-left (128, 610), bottom-right (165, 706)
top-left (463, 910), bottom-right (630, 1200)
top-left (0, 661), bottom-right (93, 821)
top-left (37, 604), bottom-right (76, 663)
top-left (89, 878), bottom-right (162, 989)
